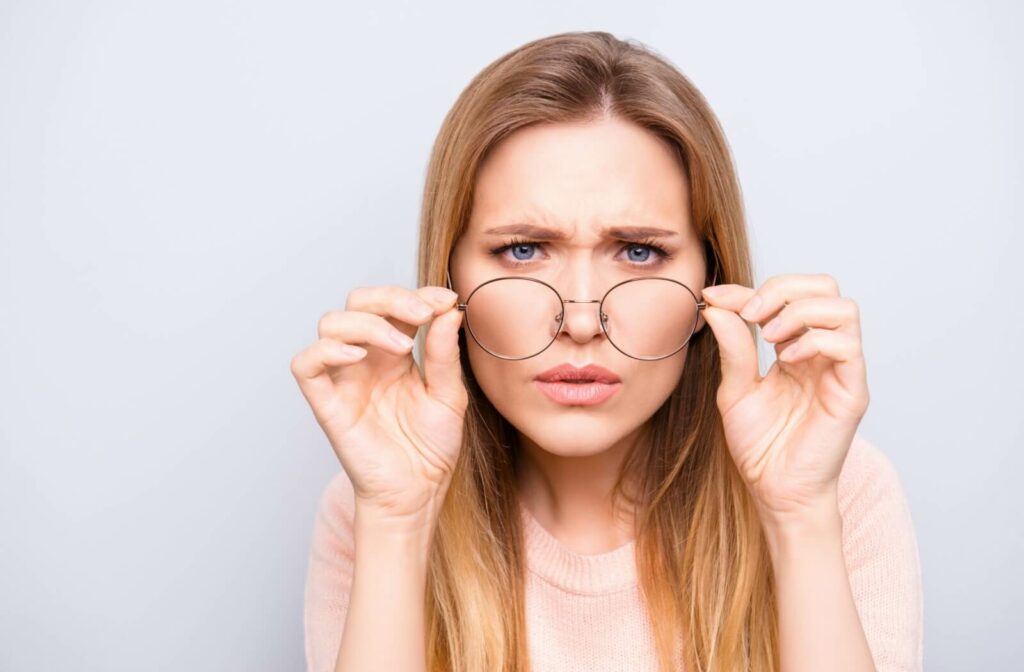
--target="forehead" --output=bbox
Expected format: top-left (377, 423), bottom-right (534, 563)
top-left (467, 118), bottom-right (691, 240)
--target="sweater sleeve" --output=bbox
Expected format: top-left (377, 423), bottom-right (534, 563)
top-left (303, 469), bottom-right (357, 672)
top-left (836, 433), bottom-right (924, 672)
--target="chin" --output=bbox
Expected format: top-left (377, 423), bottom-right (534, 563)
top-left (514, 412), bottom-right (629, 457)
top-left (485, 381), bottom-right (667, 458)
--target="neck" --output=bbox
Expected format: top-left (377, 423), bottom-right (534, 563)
top-left (514, 427), bottom-right (641, 554)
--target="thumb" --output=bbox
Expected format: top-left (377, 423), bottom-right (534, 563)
top-left (421, 306), bottom-right (468, 412)
top-left (702, 304), bottom-right (760, 408)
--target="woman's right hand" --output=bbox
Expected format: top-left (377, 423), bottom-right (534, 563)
top-left (290, 284), bottom-right (468, 527)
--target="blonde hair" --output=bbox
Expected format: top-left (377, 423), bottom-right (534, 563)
top-left (414, 30), bottom-right (777, 672)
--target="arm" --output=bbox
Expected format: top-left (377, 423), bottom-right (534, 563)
top-left (335, 505), bottom-right (433, 672)
top-left (760, 436), bottom-right (924, 672)
top-left (303, 472), bottom-right (435, 672)
top-left (762, 496), bottom-right (877, 672)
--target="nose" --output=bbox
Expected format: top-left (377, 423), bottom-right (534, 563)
top-left (554, 263), bottom-right (607, 345)
top-left (557, 296), bottom-right (606, 344)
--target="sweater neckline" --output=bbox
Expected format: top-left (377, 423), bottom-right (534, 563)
top-left (518, 499), bottom-right (638, 595)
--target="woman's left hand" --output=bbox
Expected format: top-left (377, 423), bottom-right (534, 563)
top-left (699, 274), bottom-right (870, 524)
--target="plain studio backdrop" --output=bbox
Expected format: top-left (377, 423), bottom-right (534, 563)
top-left (1, 1), bottom-right (1020, 670)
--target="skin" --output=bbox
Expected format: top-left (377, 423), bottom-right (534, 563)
top-left (449, 117), bottom-right (709, 553)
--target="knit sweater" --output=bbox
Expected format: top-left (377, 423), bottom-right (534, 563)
top-left (303, 433), bottom-right (924, 671)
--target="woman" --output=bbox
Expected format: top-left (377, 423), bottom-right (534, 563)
top-left (291, 31), bottom-right (923, 672)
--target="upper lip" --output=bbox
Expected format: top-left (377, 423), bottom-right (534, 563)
top-left (535, 363), bottom-right (622, 384)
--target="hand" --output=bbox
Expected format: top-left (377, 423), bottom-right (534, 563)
top-left (699, 274), bottom-right (870, 524)
top-left (290, 284), bottom-right (467, 525)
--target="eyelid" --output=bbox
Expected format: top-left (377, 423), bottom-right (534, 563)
top-left (489, 237), bottom-right (673, 265)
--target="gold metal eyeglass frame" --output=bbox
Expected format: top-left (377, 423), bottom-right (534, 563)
top-left (445, 266), bottom-right (719, 362)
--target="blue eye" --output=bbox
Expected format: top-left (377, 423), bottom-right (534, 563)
top-left (489, 237), bottom-right (673, 268)
top-left (509, 243), bottom-right (537, 261)
top-left (626, 245), bottom-right (652, 263)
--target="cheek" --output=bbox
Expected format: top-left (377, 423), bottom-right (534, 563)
top-left (616, 356), bottom-right (687, 423)
top-left (464, 336), bottom-right (530, 405)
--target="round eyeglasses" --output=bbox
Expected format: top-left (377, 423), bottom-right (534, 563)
top-left (445, 269), bottom-right (716, 361)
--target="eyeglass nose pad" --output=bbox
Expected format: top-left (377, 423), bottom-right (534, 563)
top-left (551, 304), bottom-right (609, 339)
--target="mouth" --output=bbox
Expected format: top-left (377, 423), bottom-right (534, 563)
top-left (534, 380), bottom-right (621, 406)
top-left (534, 363), bottom-right (622, 406)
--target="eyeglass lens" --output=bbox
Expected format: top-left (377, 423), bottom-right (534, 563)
top-left (462, 277), bottom-right (699, 360)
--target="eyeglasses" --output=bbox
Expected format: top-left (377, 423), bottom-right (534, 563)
top-left (445, 267), bottom-right (716, 361)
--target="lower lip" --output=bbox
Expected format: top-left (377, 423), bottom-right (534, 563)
top-left (534, 380), bottom-right (621, 406)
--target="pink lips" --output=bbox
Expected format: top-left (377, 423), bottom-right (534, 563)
top-left (534, 363), bottom-right (622, 406)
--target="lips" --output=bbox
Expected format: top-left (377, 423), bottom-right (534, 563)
top-left (535, 363), bottom-right (622, 384)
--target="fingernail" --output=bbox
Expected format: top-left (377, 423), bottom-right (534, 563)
top-left (428, 287), bottom-right (458, 303)
top-left (390, 330), bottom-right (415, 349)
top-left (702, 286), bottom-right (723, 299)
top-left (340, 344), bottom-right (367, 359)
top-left (741, 295), bottom-right (762, 319)
top-left (408, 299), bottom-right (433, 317)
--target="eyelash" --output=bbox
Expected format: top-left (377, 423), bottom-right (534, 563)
top-left (488, 236), bottom-right (674, 268)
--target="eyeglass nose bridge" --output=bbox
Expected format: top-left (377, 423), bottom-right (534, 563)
top-left (557, 298), bottom-right (608, 325)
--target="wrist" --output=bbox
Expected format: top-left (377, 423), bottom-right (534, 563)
top-left (354, 500), bottom-right (439, 557)
top-left (758, 498), bottom-right (843, 561)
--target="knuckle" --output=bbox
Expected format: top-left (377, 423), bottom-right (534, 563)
top-left (289, 351), bottom-right (306, 377)
top-left (316, 337), bottom-right (339, 352)
top-left (345, 286), bottom-right (370, 310)
top-left (820, 273), bottom-right (840, 294)
top-left (760, 278), bottom-right (782, 303)
top-left (385, 284), bottom-right (409, 301)
top-left (844, 297), bottom-right (860, 318)
top-left (317, 310), bottom-right (341, 336)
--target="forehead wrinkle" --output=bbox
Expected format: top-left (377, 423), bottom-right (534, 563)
top-left (480, 221), bottom-right (682, 242)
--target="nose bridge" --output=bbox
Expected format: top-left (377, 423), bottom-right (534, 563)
top-left (557, 254), bottom-right (603, 302)
top-left (558, 288), bottom-right (606, 345)
top-left (553, 254), bottom-right (607, 342)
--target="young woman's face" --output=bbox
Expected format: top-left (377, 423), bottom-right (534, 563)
top-left (449, 117), bottom-right (707, 458)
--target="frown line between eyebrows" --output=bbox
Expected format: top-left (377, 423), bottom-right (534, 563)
top-left (481, 222), bottom-right (682, 243)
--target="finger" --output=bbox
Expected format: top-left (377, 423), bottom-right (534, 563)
top-left (777, 329), bottom-right (869, 410)
top-left (290, 339), bottom-right (368, 420)
top-left (735, 274), bottom-right (841, 325)
top-left (318, 310), bottom-right (417, 355)
top-left (778, 329), bottom-right (860, 363)
top-left (700, 283), bottom-right (758, 316)
top-left (345, 285), bottom-right (459, 339)
top-left (422, 306), bottom-right (468, 413)
top-left (701, 304), bottom-right (760, 411)
top-left (760, 296), bottom-right (861, 344)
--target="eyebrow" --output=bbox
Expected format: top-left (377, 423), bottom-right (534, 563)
top-left (481, 223), bottom-right (682, 242)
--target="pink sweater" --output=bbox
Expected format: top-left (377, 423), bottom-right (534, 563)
top-left (303, 433), bottom-right (923, 671)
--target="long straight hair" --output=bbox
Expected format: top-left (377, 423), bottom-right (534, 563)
top-left (414, 31), bottom-right (777, 672)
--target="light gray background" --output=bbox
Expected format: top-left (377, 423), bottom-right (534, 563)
top-left (1, 1), bottom-right (1020, 670)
